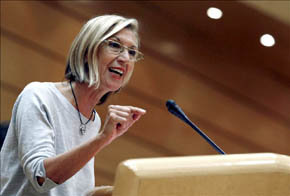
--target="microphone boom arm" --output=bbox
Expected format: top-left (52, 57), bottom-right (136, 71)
top-left (166, 100), bottom-right (226, 155)
top-left (182, 116), bottom-right (226, 155)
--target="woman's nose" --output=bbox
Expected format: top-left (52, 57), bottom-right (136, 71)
top-left (118, 49), bottom-right (130, 62)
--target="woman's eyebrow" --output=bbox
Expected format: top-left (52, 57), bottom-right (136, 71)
top-left (110, 36), bottom-right (120, 42)
top-left (110, 36), bottom-right (137, 49)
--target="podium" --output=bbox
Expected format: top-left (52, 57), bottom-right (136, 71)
top-left (112, 153), bottom-right (290, 196)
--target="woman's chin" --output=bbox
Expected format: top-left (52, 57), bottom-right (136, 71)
top-left (106, 82), bottom-right (122, 92)
top-left (100, 77), bottom-right (124, 92)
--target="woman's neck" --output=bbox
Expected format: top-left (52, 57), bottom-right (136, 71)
top-left (73, 82), bottom-right (108, 116)
top-left (56, 81), bottom-right (110, 118)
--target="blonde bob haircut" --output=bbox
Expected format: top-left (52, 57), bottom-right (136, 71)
top-left (65, 15), bottom-right (139, 88)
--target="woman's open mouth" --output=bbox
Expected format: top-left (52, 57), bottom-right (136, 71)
top-left (108, 67), bottom-right (124, 77)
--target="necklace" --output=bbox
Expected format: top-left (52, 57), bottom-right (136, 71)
top-left (69, 81), bottom-right (95, 135)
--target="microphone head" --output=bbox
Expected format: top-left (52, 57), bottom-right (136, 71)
top-left (166, 99), bottom-right (176, 110)
top-left (166, 99), bottom-right (188, 121)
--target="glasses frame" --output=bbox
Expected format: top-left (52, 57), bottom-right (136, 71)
top-left (102, 40), bottom-right (144, 62)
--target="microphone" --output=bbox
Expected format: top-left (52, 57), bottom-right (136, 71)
top-left (166, 100), bottom-right (226, 155)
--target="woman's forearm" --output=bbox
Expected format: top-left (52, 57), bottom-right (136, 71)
top-left (40, 134), bottom-right (109, 185)
top-left (39, 105), bottom-right (145, 185)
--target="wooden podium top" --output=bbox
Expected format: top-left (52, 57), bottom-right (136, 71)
top-left (112, 153), bottom-right (290, 196)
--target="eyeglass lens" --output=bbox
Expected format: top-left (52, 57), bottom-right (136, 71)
top-left (106, 40), bottom-right (142, 61)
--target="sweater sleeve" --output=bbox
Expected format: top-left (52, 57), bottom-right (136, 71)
top-left (14, 83), bottom-right (58, 193)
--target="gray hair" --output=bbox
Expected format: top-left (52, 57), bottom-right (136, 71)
top-left (65, 15), bottom-right (139, 88)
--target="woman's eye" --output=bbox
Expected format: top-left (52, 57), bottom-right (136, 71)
top-left (109, 41), bottom-right (121, 49)
top-left (128, 49), bottom-right (136, 57)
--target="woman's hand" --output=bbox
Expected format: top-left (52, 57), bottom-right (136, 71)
top-left (42, 105), bottom-right (145, 185)
top-left (101, 105), bottom-right (146, 144)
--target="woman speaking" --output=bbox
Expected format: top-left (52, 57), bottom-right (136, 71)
top-left (0, 15), bottom-right (146, 196)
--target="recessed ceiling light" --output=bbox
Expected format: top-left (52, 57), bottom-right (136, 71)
top-left (260, 34), bottom-right (275, 47)
top-left (207, 7), bottom-right (223, 20)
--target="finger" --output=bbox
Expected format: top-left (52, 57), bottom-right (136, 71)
top-left (109, 108), bottom-right (130, 118)
top-left (109, 105), bottom-right (146, 115)
top-left (132, 112), bottom-right (146, 121)
top-left (130, 111), bottom-right (145, 121)
top-left (116, 122), bottom-right (128, 132)
top-left (109, 113), bottom-right (127, 123)
top-left (128, 106), bottom-right (146, 115)
top-left (132, 113), bottom-right (140, 121)
top-left (116, 123), bottom-right (122, 130)
top-left (108, 105), bottom-right (131, 113)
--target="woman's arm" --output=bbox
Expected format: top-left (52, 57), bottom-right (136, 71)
top-left (40, 105), bottom-right (146, 185)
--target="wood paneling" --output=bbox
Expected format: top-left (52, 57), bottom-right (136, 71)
top-left (1, 1), bottom-right (81, 57)
top-left (1, 35), bottom-right (64, 87)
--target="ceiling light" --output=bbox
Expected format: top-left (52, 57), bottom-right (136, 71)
top-left (260, 34), bottom-right (275, 47)
top-left (207, 7), bottom-right (223, 19)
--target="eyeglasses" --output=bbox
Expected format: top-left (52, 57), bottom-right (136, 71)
top-left (102, 40), bottom-right (144, 62)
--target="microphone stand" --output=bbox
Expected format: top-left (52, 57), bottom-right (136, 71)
top-left (182, 115), bottom-right (226, 155)
top-left (166, 100), bottom-right (226, 155)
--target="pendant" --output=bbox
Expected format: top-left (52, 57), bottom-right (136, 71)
top-left (80, 124), bottom-right (86, 135)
